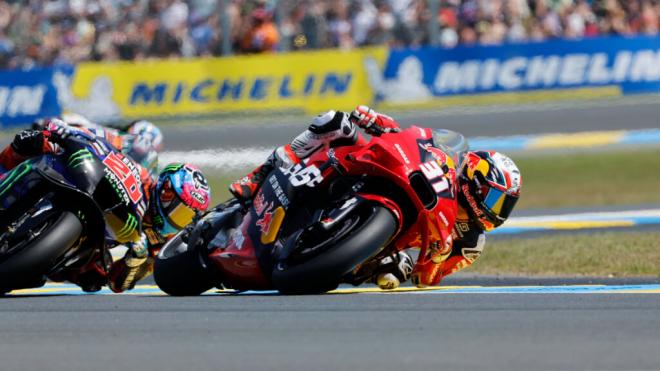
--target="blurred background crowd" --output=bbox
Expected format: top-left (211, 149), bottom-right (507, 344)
top-left (1, 0), bottom-right (659, 69)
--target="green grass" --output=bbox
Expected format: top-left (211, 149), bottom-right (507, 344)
top-left (511, 147), bottom-right (660, 209)
top-left (466, 231), bottom-right (660, 277)
top-left (206, 173), bottom-right (243, 205)
top-left (202, 147), bottom-right (660, 210)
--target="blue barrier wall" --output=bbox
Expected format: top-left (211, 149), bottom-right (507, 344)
top-left (0, 67), bottom-right (64, 127)
top-left (375, 35), bottom-right (660, 102)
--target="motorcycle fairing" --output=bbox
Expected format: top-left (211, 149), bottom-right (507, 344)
top-left (0, 154), bottom-right (106, 272)
top-left (305, 126), bottom-right (459, 267)
top-left (208, 163), bottom-right (328, 289)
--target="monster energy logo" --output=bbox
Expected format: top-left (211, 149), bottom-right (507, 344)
top-left (152, 213), bottom-right (164, 227)
top-left (116, 214), bottom-right (138, 239)
top-left (0, 162), bottom-right (32, 198)
top-left (68, 149), bottom-right (94, 168)
top-left (162, 163), bottom-right (183, 173)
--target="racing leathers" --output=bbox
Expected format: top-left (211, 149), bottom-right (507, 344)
top-left (0, 123), bottom-right (161, 293)
top-left (229, 105), bottom-right (487, 289)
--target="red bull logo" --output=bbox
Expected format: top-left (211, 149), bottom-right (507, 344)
top-left (256, 210), bottom-right (274, 235)
top-left (420, 143), bottom-right (447, 163)
top-left (253, 193), bottom-right (273, 216)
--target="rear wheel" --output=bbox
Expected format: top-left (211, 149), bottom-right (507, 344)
top-left (272, 204), bottom-right (397, 294)
top-left (0, 211), bottom-right (83, 291)
top-left (153, 231), bottom-right (214, 296)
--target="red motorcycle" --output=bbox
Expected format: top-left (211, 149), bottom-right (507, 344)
top-left (153, 127), bottom-right (467, 295)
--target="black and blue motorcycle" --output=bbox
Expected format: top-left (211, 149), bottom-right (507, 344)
top-left (0, 132), bottom-right (146, 295)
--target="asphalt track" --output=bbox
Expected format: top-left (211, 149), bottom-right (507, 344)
top-left (160, 96), bottom-right (660, 150)
top-left (2, 278), bottom-right (660, 371)
top-left (2, 98), bottom-right (660, 370)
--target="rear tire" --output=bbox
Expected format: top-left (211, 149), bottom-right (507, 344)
top-left (272, 204), bottom-right (397, 294)
top-left (153, 232), bottom-right (213, 296)
top-left (0, 211), bottom-right (82, 291)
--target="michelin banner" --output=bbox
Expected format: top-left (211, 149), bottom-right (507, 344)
top-left (2, 35), bottom-right (660, 128)
top-left (370, 35), bottom-right (660, 105)
top-left (64, 47), bottom-right (387, 122)
top-left (0, 48), bottom-right (386, 128)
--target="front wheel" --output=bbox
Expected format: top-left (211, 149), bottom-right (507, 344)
top-left (272, 204), bottom-right (397, 294)
top-left (0, 211), bottom-right (83, 291)
top-left (153, 231), bottom-right (214, 296)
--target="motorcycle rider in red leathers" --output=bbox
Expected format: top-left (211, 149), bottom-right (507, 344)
top-left (0, 120), bottom-right (211, 293)
top-left (229, 106), bottom-right (522, 289)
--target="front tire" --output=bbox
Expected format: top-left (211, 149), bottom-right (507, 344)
top-left (272, 204), bottom-right (397, 294)
top-left (153, 231), bottom-right (214, 296)
top-left (0, 211), bottom-right (83, 291)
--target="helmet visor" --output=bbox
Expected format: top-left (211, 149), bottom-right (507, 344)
top-left (482, 187), bottom-right (519, 222)
top-left (167, 201), bottom-right (196, 229)
top-left (158, 184), bottom-right (196, 230)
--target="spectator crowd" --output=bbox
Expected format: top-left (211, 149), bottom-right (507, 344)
top-left (0, 0), bottom-right (659, 69)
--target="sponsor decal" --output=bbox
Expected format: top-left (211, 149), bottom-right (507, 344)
top-left (129, 74), bottom-right (353, 105)
top-left (256, 210), bottom-right (274, 236)
top-left (419, 143), bottom-right (447, 163)
top-left (253, 193), bottom-right (273, 215)
top-left (190, 191), bottom-right (206, 205)
top-left (461, 183), bottom-right (484, 218)
top-left (367, 36), bottom-right (660, 108)
top-left (457, 222), bottom-right (470, 232)
top-left (394, 143), bottom-right (410, 164)
top-left (268, 175), bottom-right (290, 207)
top-left (67, 149), bottom-right (94, 168)
top-left (0, 162), bottom-right (32, 199)
top-left (0, 85), bottom-right (47, 117)
top-left (0, 67), bottom-right (60, 128)
top-left (281, 163), bottom-right (324, 188)
top-left (258, 206), bottom-right (286, 245)
top-left (116, 214), bottom-right (138, 240)
top-left (66, 47), bottom-right (387, 121)
top-left (431, 51), bottom-right (660, 94)
top-left (438, 211), bottom-right (449, 227)
top-left (103, 152), bottom-right (143, 204)
top-left (191, 169), bottom-right (210, 190)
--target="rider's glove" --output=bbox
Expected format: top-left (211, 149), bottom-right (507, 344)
top-left (45, 119), bottom-right (73, 142)
top-left (349, 105), bottom-right (401, 136)
top-left (11, 129), bottom-right (47, 156)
